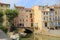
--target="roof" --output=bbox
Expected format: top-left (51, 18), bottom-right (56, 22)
top-left (15, 5), bottom-right (24, 8)
top-left (42, 10), bottom-right (49, 12)
top-left (0, 2), bottom-right (10, 5)
top-left (0, 30), bottom-right (12, 40)
top-left (25, 8), bottom-right (33, 11)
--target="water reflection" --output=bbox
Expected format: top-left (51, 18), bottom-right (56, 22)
top-left (21, 33), bottom-right (60, 40)
top-left (35, 33), bottom-right (60, 40)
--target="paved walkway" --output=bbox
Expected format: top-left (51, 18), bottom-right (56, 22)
top-left (34, 27), bottom-right (60, 37)
top-left (41, 29), bottom-right (60, 37)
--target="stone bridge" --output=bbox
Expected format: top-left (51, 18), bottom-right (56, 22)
top-left (17, 27), bottom-right (34, 33)
top-left (24, 27), bottom-right (34, 32)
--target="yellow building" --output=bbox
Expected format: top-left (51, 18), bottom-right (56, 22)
top-left (32, 6), bottom-right (44, 31)
top-left (32, 5), bottom-right (60, 32)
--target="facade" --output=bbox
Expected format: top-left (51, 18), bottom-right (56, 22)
top-left (0, 2), bottom-right (10, 27)
top-left (0, 2), bottom-right (10, 10)
top-left (32, 5), bottom-right (60, 31)
top-left (53, 6), bottom-right (60, 29)
top-left (14, 5), bottom-right (60, 31)
top-left (14, 17), bottom-right (19, 27)
top-left (32, 6), bottom-right (44, 31)
top-left (14, 5), bottom-right (34, 28)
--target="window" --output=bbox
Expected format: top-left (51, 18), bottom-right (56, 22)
top-left (20, 23), bottom-right (24, 27)
top-left (43, 12), bottom-right (45, 15)
top-left (50, 8), bottom-right (54, 11)
top-left (23, 19), bottom-right (24, 22)
top-left (26, 10), bottom-right (28, 12)
top-left (55, 16), bottom-right (58, 21)
top-left (31, 23), bottom-right (33, 27)
top-left (26, 16), bottom-right (28, 17)
top-left (55, 12), bottom-right (57, 15)
top-left (5, 5), bottom-right (8, 7)
top-left (31, 19), bottom-right (33, 22)
top-left (50, 18), bottom-right (51, 20)
top-left (20, 16), bottom-right (23, 19)
top-left (46, 12), bottom-right (48, 15)
top-left (43, 12), bottom-right (48, 15)
top-left (50, 12), bottom-right (54, 16)
top-left (43, 17), bottom-right (45, 20)
top-left (50, 17), bottom-right (53, 21)
top-left (43, 16), bottom-right (48, 20)
top-left (50, 22), bottom-right (54, 26)
top-left (26, 10), bottom-right (31, 12)
top-left (58, 16), bottom-right (60, 21)
top-left (39, 7), bottom-right (44, 10)
top-left (26, 19), bottom-right (28, 21)
top-left (20, 19), bottom-right (21, 21)
top-left (30, 14), bottom-right (32, 18)
top-left (29, 10), bottom-right (31, 12)
top-left (57, 22), bottom-right (60, 26)
top-left (45, 22), bottom-right (47, 27)
top-left (20, 19), bottom-right (24, 22)
top-left (1, 5), bottom-right (3, 7)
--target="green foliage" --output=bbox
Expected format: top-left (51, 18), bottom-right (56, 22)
top-left (0, 17), bottom-right (3, 23)
top-left (0, 26), bottom-right (8, 33)
top-left (5, 9), bottom-right (18, 24)
top-left (0, 10), bottom-right (3, 23)
top-left (0, 10), bottom-right (3, 17)
top-left (5, 9), bottom-right (18, 32)
top-left (10, 24), bottom-right (17, 32)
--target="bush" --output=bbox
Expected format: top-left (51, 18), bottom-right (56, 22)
top-left (10, 24), bottom-right (17, 32)
top-left (0, 26), bottom-right (8, 33)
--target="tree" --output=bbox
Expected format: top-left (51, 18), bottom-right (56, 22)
top-left (0, 9), bottom-right (3, 26)
top-left (0, 10), bottom-right (8, 33)
top-left (5, 9), bottom-right (18, 25)
top-left (5, 9), bottom-right (18, 32)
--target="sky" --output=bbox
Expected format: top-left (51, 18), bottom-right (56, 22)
top-left (0, 0), bottom-right (59, 8)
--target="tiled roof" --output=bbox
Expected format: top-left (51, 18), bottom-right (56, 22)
top-left (0, 2), bottom-right (10, 5)
top-left (15, 5), bottom-right (24, 8)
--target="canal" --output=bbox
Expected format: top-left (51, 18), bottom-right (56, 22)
top-left (21, 33), bottom-right (60, 40)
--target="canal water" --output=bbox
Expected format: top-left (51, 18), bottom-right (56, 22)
top-left (21, 33), bottom-right (60, 40)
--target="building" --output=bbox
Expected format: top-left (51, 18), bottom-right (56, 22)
top-left (0, 2), bottom-right (10, 27)
top-left (14, 5), bottom-right (60, 32)
top-left (32, 5), bottom-right (60, 31)
top-left (14, 17), bottom-right (19, 27)
top-left (0, 2), bottom-right (10, 10)
top-left (14, 5), bottom-right (34, 28)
